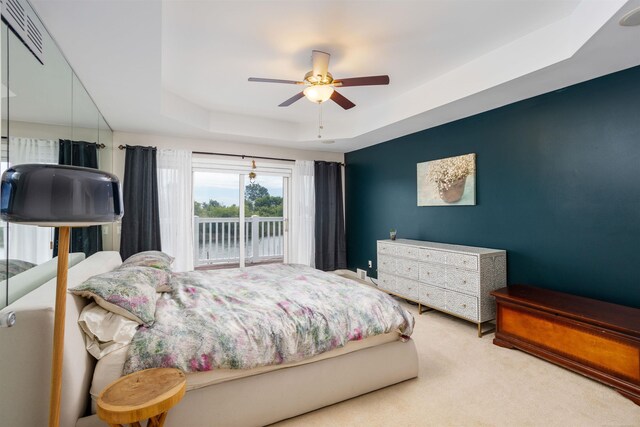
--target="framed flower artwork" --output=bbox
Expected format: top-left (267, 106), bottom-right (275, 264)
top-left (417, 153), bottom-right (476, 206)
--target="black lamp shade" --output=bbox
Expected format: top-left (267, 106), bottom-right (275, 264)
top-left (1, 164), bottom-right (123, 226)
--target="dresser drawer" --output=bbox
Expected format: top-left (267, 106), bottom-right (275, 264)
top-left (419, 284), bottom-right (446, 309)
top-left (394, 276), bottom-right (406, 295)
top-left (445, 268), bottom-right (479, 294)
top-left (377, 255), bottom-right (396, 273)
top-left (397, 277), bottom-right (419, 300)
top-left (420, 248), bottom-right (446, 264)
top-left (419, 262), bottom-right (446, 286)
top-left (446, 291), bottom-right (478, 321)
top-left (446, 252), bottom-right (478, 271)
top-left (378, 273), bottom-right (396, 292)
top-left (396, 258), bottom-right (419, 280)
top-left (397, 245), bottom-right (419, 260)
top-left (377, 242), bottom-right (397, 256)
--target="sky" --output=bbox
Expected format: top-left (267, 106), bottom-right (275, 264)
top-left (193, 172), bottom-right (283, 206)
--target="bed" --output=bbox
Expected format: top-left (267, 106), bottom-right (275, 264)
top-left (0, 251), bottom-right (419, 427)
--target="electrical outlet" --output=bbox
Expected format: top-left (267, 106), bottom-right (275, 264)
top-left (368, 260), bottom-right (373, 268)
top-left (356, 268), bottom-right (367, 280)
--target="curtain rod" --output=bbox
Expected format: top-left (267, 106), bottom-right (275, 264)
top-left (192, 150), bottom-right (345, 166)
top-left (118, 144), bottom-right (155, 150)
top-left (193, 151), bottom-right (296, 163)
top-left (1, 136), bottom-right (105, 149)
top-left (118, 146), bottom-right (344, 166)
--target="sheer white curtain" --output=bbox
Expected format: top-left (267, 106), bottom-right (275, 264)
top-left (157, 149), bottom-right (194, 272)
top-left (289, 160), bottom-right (315, 267)
top-left (9, 137), bottom-right (58, 164)
top-left (7, 138), bottom-right (58, 264)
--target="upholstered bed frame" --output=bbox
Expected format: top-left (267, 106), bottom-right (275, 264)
top-left (0, 252), bottom-right (419, 427)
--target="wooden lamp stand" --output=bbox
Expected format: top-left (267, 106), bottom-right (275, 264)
top-left (49, 226), bottom-right (70, 427)
top-left (0, 164), bottom-right (123, 427)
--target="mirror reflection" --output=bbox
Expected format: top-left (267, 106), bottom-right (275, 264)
top-left (0, 16), bottom-right (114, 309)
top-left (1, 23), bottom-right (8, 308)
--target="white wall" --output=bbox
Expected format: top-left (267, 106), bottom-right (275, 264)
top-left (111, 131), bottom-right (344, 250)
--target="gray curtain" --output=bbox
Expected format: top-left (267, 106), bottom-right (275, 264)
top-left (53, 140), bottom-right (102, 257)
top-left (119, 145), bottom-right (161, 260)
top-left (314, 161), bottom-right (347, 271)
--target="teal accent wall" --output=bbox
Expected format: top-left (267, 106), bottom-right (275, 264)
top-left (345, 65), bottom-right (640, 308)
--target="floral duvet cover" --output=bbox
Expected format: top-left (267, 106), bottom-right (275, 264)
top-left (124, 263), bottom-right (414, 374)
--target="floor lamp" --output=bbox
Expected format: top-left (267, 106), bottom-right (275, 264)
top-left (1, 164), bottom-right (123, 427)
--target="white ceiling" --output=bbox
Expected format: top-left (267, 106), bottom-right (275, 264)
top-left (29, 0), bottom-right (640, 153)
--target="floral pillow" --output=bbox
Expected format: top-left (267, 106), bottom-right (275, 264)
top-left (70, 267), bottom-right (161, 326)
top-left (121, 251), bottom-right (174, 272)
top-left (119, 265), bottom-right (172, 293)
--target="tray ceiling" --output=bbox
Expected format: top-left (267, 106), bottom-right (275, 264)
top-left (30, 0), bottom-right (640, 152)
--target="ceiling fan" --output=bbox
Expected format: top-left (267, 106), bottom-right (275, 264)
top-left (248, 50), bottom-right (389, 110)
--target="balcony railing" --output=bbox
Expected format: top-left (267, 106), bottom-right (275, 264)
top-left (194, 216), bottom-right (284, 266)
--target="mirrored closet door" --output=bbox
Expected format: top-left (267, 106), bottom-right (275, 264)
top-left (0, 2), bottom-right (115, 309)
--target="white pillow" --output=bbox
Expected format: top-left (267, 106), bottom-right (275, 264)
top-left (78, 302), bottom-right (138, 359)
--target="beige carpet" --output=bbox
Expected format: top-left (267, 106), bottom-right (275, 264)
top-left (273, 298), bottom-right (640, 427)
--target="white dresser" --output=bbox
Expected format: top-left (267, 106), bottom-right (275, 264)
top-left (377, 239), bottom-right (506, 337)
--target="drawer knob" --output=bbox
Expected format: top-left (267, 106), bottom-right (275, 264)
top-left (463, 260), bottom-right (467, 264)
top-left (463, 280), bottom-right (467, 284)
top-left (462, 304), bottom-right (467, 308)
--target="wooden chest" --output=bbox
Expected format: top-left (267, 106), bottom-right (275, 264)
top-left (492, 285), bottom-right (640, 405)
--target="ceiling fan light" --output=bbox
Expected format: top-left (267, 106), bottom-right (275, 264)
top-left (303, 85), bottom-right (334, 103)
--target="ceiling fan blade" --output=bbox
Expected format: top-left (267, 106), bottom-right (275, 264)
top-left (279, 92), bottom-right (305, 107)
top-left (330, 90), bottom-right (356, 110)
top-left (248, 77), bottom-right (303, 85)
top-left (311, 50), bottom-right (331, 80)
top-left (333, 75), bottom-right (390, 87)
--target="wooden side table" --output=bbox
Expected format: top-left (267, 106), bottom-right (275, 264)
top-left (97, 368), bottom-right (186, 427)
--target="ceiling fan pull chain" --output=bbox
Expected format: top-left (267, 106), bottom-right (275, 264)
top-left (318, 103), bottom-right (324, 139)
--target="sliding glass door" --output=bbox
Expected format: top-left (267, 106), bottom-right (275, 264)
top-left (244, 174), bottom-right (287, 265)
top-left (193, 158), bottom-right (290, 269)
top-left (193, 171), bottom-right (242, 266)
